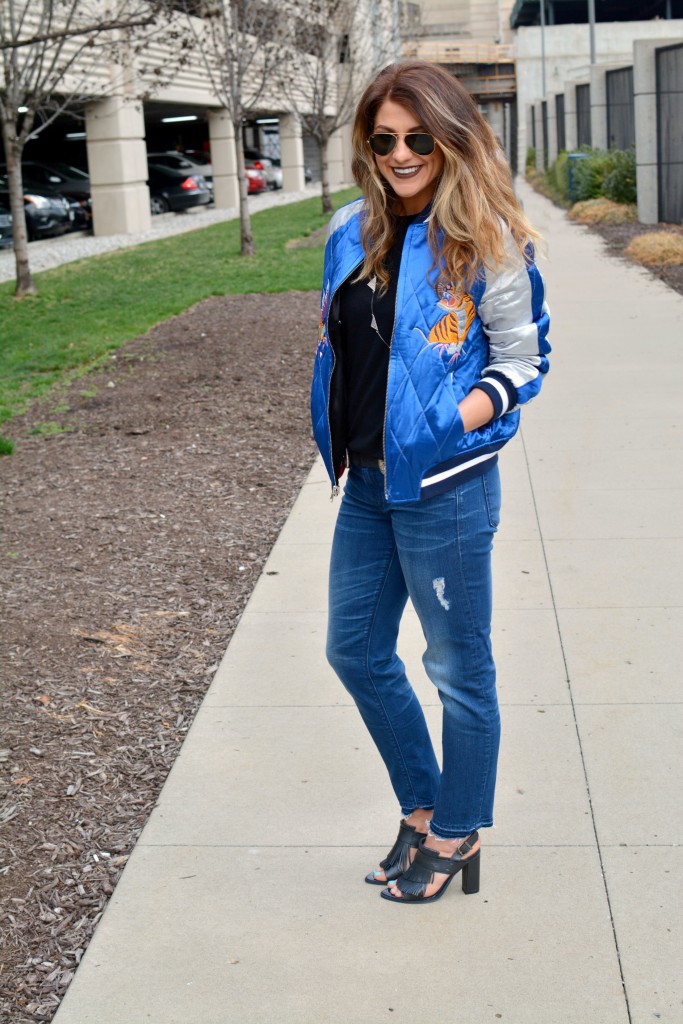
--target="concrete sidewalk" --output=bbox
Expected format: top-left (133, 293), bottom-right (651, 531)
top-left (53, 182), bottom-right (682, 1024)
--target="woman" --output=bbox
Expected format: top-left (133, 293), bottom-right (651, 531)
top-left (310, 61), bottom-right (549, 904)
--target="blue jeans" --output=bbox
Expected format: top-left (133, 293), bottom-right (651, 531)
top-left (326, 464), bottom-right (501, 839)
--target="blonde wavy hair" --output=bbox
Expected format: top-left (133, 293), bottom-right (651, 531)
top-left (351, 61), bottom-right (540, 294)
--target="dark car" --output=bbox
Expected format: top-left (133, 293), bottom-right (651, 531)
top-left (0, 200), bottom-right (12, 249)
top-left (147, 163), bottom-right (212, 214)
top-left (8, 160), bottom-right (92, 230)
top-left (148, 152), bottom-right (214, 201)
top-left (0, 177), bottom-right (72, 241)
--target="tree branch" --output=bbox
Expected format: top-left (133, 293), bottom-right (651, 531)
top-left (0, 16), bottom-right (157, 51)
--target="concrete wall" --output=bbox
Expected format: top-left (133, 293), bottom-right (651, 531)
top-left (633, 36), bottom-right (683, 223)
top-left (515, 19), bottom-right (683, 173)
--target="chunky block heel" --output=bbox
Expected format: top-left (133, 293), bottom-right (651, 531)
top-left (461, 849), bottom-right (480, 894)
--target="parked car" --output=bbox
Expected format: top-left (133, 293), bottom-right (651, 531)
top-left (147, 163), bottom-right (212, 214)
top-left (183, 149), bottom-right (212, 167)
top-left (244, 148), bottom-right (281, 190)
top-left (0, 176), bottom-right (72, 241)
top-left (270, 157), bottom-right (312, 186)
top-left (147, 152), bottom-right (214, 201)
top-left (0, 200), bottom-right (12, 249)
top-left (6, 160), bottom-right (92, 230)
top-left (244, 164), bottom-right (268, 194)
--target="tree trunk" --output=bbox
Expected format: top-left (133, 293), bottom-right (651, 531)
top-left (234, 124), bottom-right (255, 258)
top-left (320, 135), bottom-right (333, 215)
top-left (1, 118), bottom-right (36, 298)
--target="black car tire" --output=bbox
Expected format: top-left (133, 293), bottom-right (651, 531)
top-left (150, 194), bottom-right (170, 216)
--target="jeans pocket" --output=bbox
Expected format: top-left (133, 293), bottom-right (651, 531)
top-left (481, 467), bottom-right (501, 531)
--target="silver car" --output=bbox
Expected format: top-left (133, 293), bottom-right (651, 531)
top-left (243, 149), bottom-right (282, 190)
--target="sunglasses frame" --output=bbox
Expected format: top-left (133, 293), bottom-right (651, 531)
top-left (367, 132), bottom-right (437, 157)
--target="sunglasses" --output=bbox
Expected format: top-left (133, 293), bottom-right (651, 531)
top-left (368, 132), bottom-right (437, 157)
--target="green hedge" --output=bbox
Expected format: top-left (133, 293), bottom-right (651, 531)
top-left (572, 147), bottom-right (637, 204)
top-left (541, 147), bottom-right (636, 206)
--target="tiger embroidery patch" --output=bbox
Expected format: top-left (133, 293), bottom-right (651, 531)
top-left (424, 289), bottom-right (476, 365)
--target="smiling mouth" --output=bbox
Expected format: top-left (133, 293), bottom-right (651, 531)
top-left (392, 166), bottom-right (421, 178)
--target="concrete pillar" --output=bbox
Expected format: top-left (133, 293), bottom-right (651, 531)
top-left (534, 103), bottom-right (544, 171)
top-left (487, 101), bottom-right (505, 146)
top-left (589, 65), bottom-right (608, 150)
top-left (633, 38), bottom-right (683, 223)
top-left (564, 82), bottom-right (578, 152)
top-left (85, 96), bottom-right (150, 236)
top-left (279, 113), bottom-right (306, 192)
top-left (326, 129), bottom-right (345, 188)
top-left (547, 91), bottom-right (558, 165)
top-left (208, 109), bottom-right (239, 209)
top-left (340, 121), bottom-right (354, 183)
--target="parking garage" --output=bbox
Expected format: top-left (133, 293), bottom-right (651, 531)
top-left (2, 98), bottom-right (346, 237)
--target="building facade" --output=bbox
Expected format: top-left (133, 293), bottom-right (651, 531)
top-left (4, 1), bottom-right (401, 236)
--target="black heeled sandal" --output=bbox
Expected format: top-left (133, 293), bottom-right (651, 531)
top-left (380, 831), bottom-right (480, 903)
top-left (365, 820), bottom-right (427, 886)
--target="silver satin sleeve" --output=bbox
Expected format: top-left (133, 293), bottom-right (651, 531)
top-left (478, 233), bottom-right (549, 407)
top-left (326, 198), bottom-right (365, 241)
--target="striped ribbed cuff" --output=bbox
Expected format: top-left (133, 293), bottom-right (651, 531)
top-left (472, 372), bottom-right (518, 419)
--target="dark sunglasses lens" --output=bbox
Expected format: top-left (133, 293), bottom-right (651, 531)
top-left (369, 134), bottom-right (396, 156)
top-left (407, 133), bottom-right (435, 155)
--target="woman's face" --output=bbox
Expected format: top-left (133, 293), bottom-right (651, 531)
top-left (372, 98), bottom-right (444, 215)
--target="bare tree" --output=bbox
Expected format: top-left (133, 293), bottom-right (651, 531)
top-left (277, 0), bottom-right (399, 215)
top-left (179, 1), bottom-right (291, 257)
top-left (0, 0), bottom-right (183, 298)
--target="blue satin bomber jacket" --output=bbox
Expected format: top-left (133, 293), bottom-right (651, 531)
top-left (311, 198), bottom-right (551, 504)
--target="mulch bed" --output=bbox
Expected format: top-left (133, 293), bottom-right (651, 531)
top-left (0, 290), bottom-right (320, 1022)
top-left (588, 219), bottom-right (683, 297)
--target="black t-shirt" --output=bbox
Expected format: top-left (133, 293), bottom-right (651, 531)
top-left (338, 213), bottom-right (418, 459)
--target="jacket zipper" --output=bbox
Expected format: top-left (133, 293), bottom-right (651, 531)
top-left (325, 261), bottom-right (362, 499)
top-left (381, 225), bottom-right (411, 500)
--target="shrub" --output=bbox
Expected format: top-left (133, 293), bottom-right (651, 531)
top-left (547, 150), bottom-right (569, 202)
top-left (602, 148), bottom-right (637, 205)
top-left (526, 146), bottom-right (536, 169)
top-left (572, 147), bottom-right (637, 204)
top-left (572, 149), bottom-right (613, 201)
top-left (625, 231), bottom-right (683, 266)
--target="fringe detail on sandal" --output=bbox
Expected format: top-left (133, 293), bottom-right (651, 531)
top-left (379, 821), bottom-right (423, 878)
top-left (392, 855), bottom-right (435, 899)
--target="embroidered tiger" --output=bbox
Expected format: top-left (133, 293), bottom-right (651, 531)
top-left (422, 291), bottom-right (476, 364)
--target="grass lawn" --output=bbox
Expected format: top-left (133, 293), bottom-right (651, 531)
top-left (0, 187), bottom-right (359, 427)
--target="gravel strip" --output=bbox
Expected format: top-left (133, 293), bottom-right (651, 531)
top-left (0, 184), bottom-right (332, 282)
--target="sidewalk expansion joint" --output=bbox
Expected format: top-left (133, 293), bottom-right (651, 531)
top-left (520, 425), bottom-right (634, 1024)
